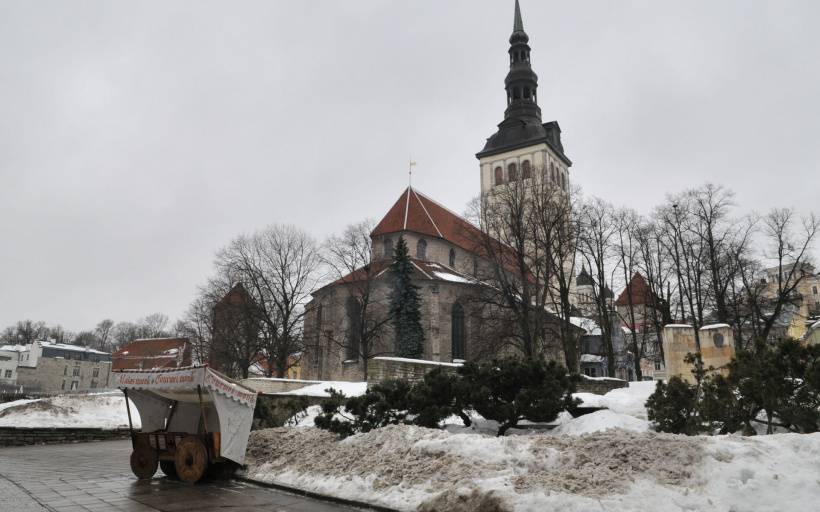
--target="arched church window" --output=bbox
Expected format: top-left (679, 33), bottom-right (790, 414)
top-left (494, 166), bottom-right (504, 186)
top-left (451, 303), bottom-right (465, 360)
top-left (449, 248), bottom-right (456, 268)
top-left (416, 239), bottom-right (427, 260)
top-left (383, 238), bottom-right (392, 258)
top-left (561, 171), bottom-right (566, 190)
top-left (345, 296), bottom-right (361, 361)
top-left (522, 160), bottom-right (531, 179)
top-left (508, 162), bottom-right (517, 181)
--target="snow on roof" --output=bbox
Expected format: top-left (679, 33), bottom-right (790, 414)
top-left (700, 323), bottom-right (730, 331)
top-left (580, 354), bottom-right (605, 363)
top-left (374, 356), bottom-right (463, 367)
top-left (0, 344), bottom-right (28, 352)
top-left (664, 324), bottom-right (693, 329)
top-left (42, 342), bottom-right (109, 355)
top-left (570, 317), bottom-right (601, 336)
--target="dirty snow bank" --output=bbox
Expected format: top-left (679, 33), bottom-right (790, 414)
top-left (245, 424), bottom-right (707, 511)
top-left (0, 392), bottom-right (140, 429)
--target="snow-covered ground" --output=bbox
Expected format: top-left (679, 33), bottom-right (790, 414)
top-left (249, 380), bottom-right (820, 511)
top-left (0, 392), bottom-right (140, 429)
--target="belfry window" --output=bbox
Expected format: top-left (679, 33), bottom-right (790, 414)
top-left (416, 239), bottom-right (427, 259)
top-left (449, 248), bottom-right (456, 268)
top-left (522, 160), bottom-right (531, 179)
top-left (512, 87), bottom-right (520, 100)
top-left (508, 163), bottom-right (518, 181)
top-left (494, 166), bottom-right (504, 186)
top-left (451, 303), bottom-right (465, 360)
top-left (523, 87), bottom-right (531, 99)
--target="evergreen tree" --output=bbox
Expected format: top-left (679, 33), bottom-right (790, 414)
top-left (388, 236), bottom-right (425, 358)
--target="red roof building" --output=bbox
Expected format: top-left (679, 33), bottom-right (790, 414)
top-left (615, 273), bottom-right (660, 307)
top-left (112, 338), bottom-right (192, 371)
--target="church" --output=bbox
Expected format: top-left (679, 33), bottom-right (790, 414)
top-left (301, 1), bottom-right (578, 382)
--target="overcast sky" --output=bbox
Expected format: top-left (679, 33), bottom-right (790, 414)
top-left (1, 0), bottom-right (818, 332)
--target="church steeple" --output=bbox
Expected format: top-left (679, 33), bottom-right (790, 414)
top-left (504, 0), bottom-right (541, 124)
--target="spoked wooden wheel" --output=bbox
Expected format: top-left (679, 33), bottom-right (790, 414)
top-left (159, 460), bottom-right (178, 479)
top-left (130, 445), bottom-right (158, 480)
top-left (174, 436), bottom-right (208, 483)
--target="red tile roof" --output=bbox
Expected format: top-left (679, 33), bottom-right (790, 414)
top-left (615, 273), bottom-right (660, 307)
top-left (111, 338), bottom-right (191, 371)
top-left (372, 187), bottom-right (488, 255)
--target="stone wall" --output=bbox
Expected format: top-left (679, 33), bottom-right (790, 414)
top-left (367, 356), bottom-right (460, 384)
top-left (0, 427), bottom-right (132, 447)
top-left (576, 375), bottom-right (628, 395)
top-left (663, 324), bottom-right (735, 384)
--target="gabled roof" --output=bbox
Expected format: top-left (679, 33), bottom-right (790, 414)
top-left (112, 338), bottom-right (190, 370)
top-left (615, 273), bottom-right (660, 307)
top-left (371, 187), bottom-right (489, 256)
top-left (314, 258), bottom-right (477, 297)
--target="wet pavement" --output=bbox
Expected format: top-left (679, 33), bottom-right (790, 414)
top-left (0, 439), bottom-right (362, 511)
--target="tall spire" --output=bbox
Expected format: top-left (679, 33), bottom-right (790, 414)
top-left (503, 0), bottom-right (539, 123)
top-left (512, 0), bottom-right (526, 40)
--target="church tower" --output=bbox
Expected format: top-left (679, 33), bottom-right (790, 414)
top-left (476, 0), bottom-right (572, 201)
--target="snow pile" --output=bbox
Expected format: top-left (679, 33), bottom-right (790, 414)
top-left (0, 392), bottom-right (140, 429)
top-left (552, 409), bottom-right (649, 436)
top-left (279, 381), bottom-right (367, 398)
top-left (574, 380), bottom-right (657, 420)
top-left (245, 425), bottom-right (704, 511)
top-left (245, 424), bottom-right (820, 512)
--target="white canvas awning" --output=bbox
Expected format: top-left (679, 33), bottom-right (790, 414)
top-left (109, 366), bottom-right (258, 464)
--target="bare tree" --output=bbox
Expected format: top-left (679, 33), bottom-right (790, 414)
top-left (216, 224), bottom-right (321, 378)
top-left (470, 169), bottom-right (578, 369)
top-left (320, 220), bottom-right (393, 380)
top-left (577, 197), bottom-right (618, 376)
top-left (751, 209), bottom-right (819, 341)
top-left (95, 319), bottom-right (115, 351)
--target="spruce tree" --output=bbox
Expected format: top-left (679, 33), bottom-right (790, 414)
top-left (388, 236), bottom-right (425, 358)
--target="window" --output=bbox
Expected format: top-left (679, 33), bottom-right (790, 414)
top-left (550, 163), bottom-right (556, 182)
top-left (72, 367), bottom-right (80, 377)
top-left (449, 248), bottom-right (456, 268)
top-left (560, 171), bottom-right (566, 190)
top-left (813, 286), bottom-right (818, 295)
top-left (61, 380), bottom-right (66, 390)
top-left (64, 365), bottom-right (68, 376)
top-left (345, 297), bottom-right (361, 361)
top-left (416, 239), bottom-right (427, 259)
top-left (654, 361), bottom-right (663, 371)
top-left (90, 380), bottom-right (97, 389)
top-left (4, 370), bottom-right (11, 379)
top-left (451, 304), bottom-right (465, 360)
top-left (70, 381), bottom-right (78, 391)
top-left (383, 238), bottom-right (393, 258)
top-left (92, 368), bottom-right (100, 378)
top-left (521, 160), bottom-right (531, 179)
top-left (507, 163), bottom-right (517, 181)
top-left (494, 166), bottom-right (504, 185)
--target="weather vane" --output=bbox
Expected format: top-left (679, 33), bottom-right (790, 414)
top-left (409, 158), bottom-right (417, 187)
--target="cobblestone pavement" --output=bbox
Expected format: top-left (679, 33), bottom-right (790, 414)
top-left (0, 440), bottom-right (362, 512)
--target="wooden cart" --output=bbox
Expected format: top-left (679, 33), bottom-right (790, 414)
top-left (111, 365), bottom-right (258, 483)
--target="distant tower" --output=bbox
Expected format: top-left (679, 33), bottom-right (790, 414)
top-left (476, 0), bottom-right (572, 202)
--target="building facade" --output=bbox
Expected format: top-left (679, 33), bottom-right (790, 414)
top-left (10, 341), bottom-right (112, 393)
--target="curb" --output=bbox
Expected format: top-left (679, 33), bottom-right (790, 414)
top-left (234, 475), bottom-right (402, 512)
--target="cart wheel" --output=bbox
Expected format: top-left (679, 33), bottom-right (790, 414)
top-left (159, 460), bottom-right (178, 479)
top-left (174, 436), bottom-right (208, 483)
top-left (130, 446), bottom-right (158, 480)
